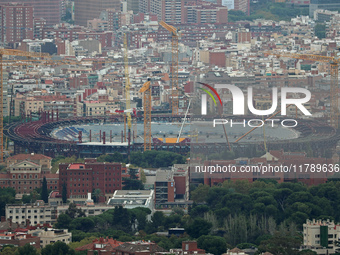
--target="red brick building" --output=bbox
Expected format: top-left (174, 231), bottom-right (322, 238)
top-left (0, 154), bottom-right (58, 194)
top-left (0, 3), bottom-right (34, 46)
top-left (182, 241), bottom-right (205, 255)
top-left (0, 0), bottom-right (61, 26)
top-left (42, 26), bottom-right (83, 42)
top-left (58, 159), bottom-right (122, 201)
top-left (209, 51), bottom-right (226, 67)
top-left (78, 31), bottom-right (113, 48)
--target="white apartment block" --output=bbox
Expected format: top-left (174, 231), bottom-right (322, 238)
top-left (6, 202), bottom-right (122, 225)
top-left (6, 202), bottom-right (58, 225)
top-left (302, 219), bottom-right (340, 255)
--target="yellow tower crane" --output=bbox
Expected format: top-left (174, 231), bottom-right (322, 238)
top-left (269, 52), bottom-right (340, 128)
top-left (124, 33), bottom-right (132, 144)
top-left (0, 49), bottom-right (50, 162)
top-left (159, 20), bottom-right (180, 116)
top-left (139, 80), bottom-right (151, 151)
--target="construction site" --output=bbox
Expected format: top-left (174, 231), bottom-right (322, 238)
top-left (1, 20), bottom-right (340, 161)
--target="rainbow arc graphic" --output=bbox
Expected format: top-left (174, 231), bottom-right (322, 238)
top-left (198, 82), bottom-right (222, 115)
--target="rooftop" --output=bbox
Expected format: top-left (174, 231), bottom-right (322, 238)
top-left (156, 170), bottom-right (173, 182)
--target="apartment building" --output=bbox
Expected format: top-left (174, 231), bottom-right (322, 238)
top-left (234, 0), bottom-right (250, 15)
top-left (302, 219), bottom-right (340, 255)
top-left (29, 228), bottom-right (72, 247)
top-left (139, 0), bottom-right (151, 14)
top-left (14, 96), bottom-right (44, 117)
top-left (34, 95), bottom-right (74, 118)
top-left (184, 4), bottom-right (229, 24)
top-left (154, 165), bottom-right (190, 212)
top-left (82, 101), bottom-right (110, 116)
top-left (150, 0), bottom-right (184, 24)
top-left (6, 202), bottom-right (118, 225)
top-left (74, 0), bottom-right (120, 26)
top-left (33, 18), bottom-right (46, 40)
top-left (0, 3), bottom-right (34, 46)
top-left (0, 0), bottom-right (61, 26)
top-left (127, 0), bottom-right (139, 14)
top-left (58, 158), bottom-right (122, 202)
top-left (6, 201), bottom-right (58, 225)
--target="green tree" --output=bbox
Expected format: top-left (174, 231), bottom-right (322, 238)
top-left (122, 178), bottom-right (144, 190)
top-left (151, 211), bottom-right (165, 229)
top-left (123, 168), bottom-right (144, 190)
top-left (92, 189), bottom-right (103, 203)
top-left (228, 10), bottom-right (249, 22)
top-left (65, 203), bottom-right (85, 219)
top-left (16, 243), bottom-right (38, 255)
top-left (22, 194), bottom-right (31, 204)
top-left (140, 169), bottom-right (146, 183)
top-left (1, 246), bottom-right (17, 255)
top-left (189, 204), bottom-right (210, 218)
top-left (190, 184), bottom-right (209, 202)
top-left (97, 152), bottom-right (126, 163)
top-left (41, 177), bottom-right (48, 203)
top-left (30, 189), bottom-right (40, 203)
top-left (0, 187), bottom-right (16, 216)
top-left (197, 235), bottom-right (226, 255)
top-left (69, 236), bottom-right (97, 250)
top-left (129, 207), bottom-right (151, 231)
top-left (315, 23), bottom-right (326, 39)
top-left (51, 156), bottom-right (83, 173)
top-left (41, 241), bottom-right (75, 255)
top-left (258, 232), bottom-right (300, 255)
top-left (69, 217), bottom-right (95, 232)
top-left (299, 250), bottom-right (317, 255)
top-left (54, 213), bottom-right (72, 229)
top-left (186, 218), bottom-right (212, 238)
top-left (113, 206), bottom-right (131, 232)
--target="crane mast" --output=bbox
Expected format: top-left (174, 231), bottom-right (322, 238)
top-left (124, 33), bottom-right (132, 145)
top-left (139, 80), bottom-right (151, 151)
top-left (159, 21), bottom-right (179, 116)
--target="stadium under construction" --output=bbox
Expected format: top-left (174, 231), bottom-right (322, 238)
top-left (5, 110), bottom-right (339, 158)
